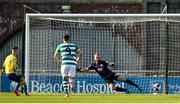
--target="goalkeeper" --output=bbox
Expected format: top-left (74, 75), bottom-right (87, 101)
top-left (80, 53), bottom-right (143, 94)
top-left (3, 46), bottom-right (30, 96)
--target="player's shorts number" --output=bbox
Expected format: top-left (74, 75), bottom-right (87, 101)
top-left (65, 47), bottom-right (71, 55)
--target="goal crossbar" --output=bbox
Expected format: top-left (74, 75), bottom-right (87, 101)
top-left (26, 13), bottom-right (180, 17)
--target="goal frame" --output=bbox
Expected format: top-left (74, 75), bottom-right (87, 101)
top-left (25, 13), bottom-right (180, 93)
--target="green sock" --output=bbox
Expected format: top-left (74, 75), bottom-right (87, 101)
top-left (62, 78), bottom-right (69, 94)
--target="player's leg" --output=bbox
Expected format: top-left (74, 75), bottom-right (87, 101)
top-left (105, 77), bottom-right (130, 93)
top-left (117, 75), bottom-right (138, 87)
top-left (69, 77), bottom-right (75, 93)
top-left (116, 75), bottom-right (143, 92)
top-left (107, 82), bottom-right (129, 93)
top-left (68, 65), bottom-right (76, 93)
top-left (61, 65), bottom-right (70, 97)
top-left (15, 83), bottom-right (21, 92)
top-left (62, 76), bottom-right (69, 97)
top-left (9, 74), bottom-right (30, 96)
top-left (7, 73), bottom-right (21, 96)
top-left (19, 77), bottom-right (30, 96)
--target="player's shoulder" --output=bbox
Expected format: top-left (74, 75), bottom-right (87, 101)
top-left (6, 54), bottom-right (15, 60)
top-left (59, 43), bottom-right (67, 48)
top-left (61, 43), bottom-right (76, 46)
top-left (7, 54), bottom-right (13, 58)
top-left (57, 44), bottom-right (62, 47)
top-left (68, 43), bottom-right (76, 46)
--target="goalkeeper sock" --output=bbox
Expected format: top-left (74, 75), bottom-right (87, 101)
top-left (63, 78), bottom-right (69, 94)
top-left (15, 83), bottom-right (20, 91)
top-left (126, 79), bottom-right (138, 87)
top-left (115, 87), bottom-right (128, 92)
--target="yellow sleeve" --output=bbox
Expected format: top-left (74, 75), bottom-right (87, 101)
top-left (14, 62), bottom-right (18, 69)
top-left (3, 57), bottom-right (7, 68)
top-left (3, 55), bottom-right (17, 74)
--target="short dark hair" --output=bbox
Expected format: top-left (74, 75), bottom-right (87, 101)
top-left (63, 35), bottom-right (70, 41)
top-left (12, 46), bottom-right (18, 50)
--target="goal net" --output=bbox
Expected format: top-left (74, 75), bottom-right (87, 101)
top-left (25, 14), bottom-right (180, 94)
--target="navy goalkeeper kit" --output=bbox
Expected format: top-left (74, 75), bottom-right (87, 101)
top-left (88, 60), bottom-right (117, 83)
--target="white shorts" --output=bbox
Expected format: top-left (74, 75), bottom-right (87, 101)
top-left (61, 65), bottom-right (76, 78)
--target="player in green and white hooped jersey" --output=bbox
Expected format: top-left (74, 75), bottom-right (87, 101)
top-left (54, 35), bottom-right (82, 97)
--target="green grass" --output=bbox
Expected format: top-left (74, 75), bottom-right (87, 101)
top-left (0, 92), bottom-right (180, 103)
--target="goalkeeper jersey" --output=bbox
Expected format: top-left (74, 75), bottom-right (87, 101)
top-left (88, 60), bottom-right (114, 79)
top-left (3, 54), bottom-right (18, 74)
top-left (56, 43), bottom-right (79, 65)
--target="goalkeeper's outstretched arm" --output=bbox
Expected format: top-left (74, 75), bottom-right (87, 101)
top-left (106, 61), bottom-right (115, 67)
top-left (77, 66), bottom-right (90, 73)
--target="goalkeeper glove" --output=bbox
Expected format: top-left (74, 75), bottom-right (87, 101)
top-left (109, 63), bottom-right (115, 66)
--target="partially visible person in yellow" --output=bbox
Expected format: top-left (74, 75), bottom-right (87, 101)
top-left (3, 46), bottom-right (30, 96)
top-left (3, 47), bottom-right (18, 74)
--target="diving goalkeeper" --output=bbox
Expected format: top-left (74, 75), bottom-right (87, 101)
top-left (3, 46), bottom-right (30, 96)
top-left (80, 53), bottom-right (143, 94)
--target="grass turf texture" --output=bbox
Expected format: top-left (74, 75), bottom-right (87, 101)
top-left (0, 92), bottom-right (180, 103)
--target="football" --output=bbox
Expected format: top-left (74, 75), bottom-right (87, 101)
top-left (152, 83), bottom-right (161, 91)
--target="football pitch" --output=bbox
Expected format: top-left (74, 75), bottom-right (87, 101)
top-left (0, 93), bottom-right (180, 103)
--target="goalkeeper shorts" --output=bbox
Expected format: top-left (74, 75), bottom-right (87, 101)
top-left (104, 72), bottom-right (119, 84)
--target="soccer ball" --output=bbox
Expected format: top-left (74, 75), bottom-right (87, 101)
top-left (152, 83), bottom-right (161, 91)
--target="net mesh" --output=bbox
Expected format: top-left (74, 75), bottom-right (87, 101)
top-left (26, 15), bottom-right (180, 94)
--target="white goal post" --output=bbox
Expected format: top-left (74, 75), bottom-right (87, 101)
top-left (25, 13), bottom-right (180, 94)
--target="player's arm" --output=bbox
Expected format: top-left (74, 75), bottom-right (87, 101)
top-left (77, 65), bottom-right (93, 73)
top-left (105, 61), bottom-right (115, 66)
top-left (2, 59), bottom-right (7, 74)
top-left (76, 48), bottom-right (83, 64)
top-left (2, 58), bottom-right (6, 68)
top-left (54, 45), bottom-right (61, 64)
top-left (77, 67), bottom-right (89, 73)
top-left (13, 58), bottom-right (19, 69)
top-left (54, 52), bottom-right (61, 64)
